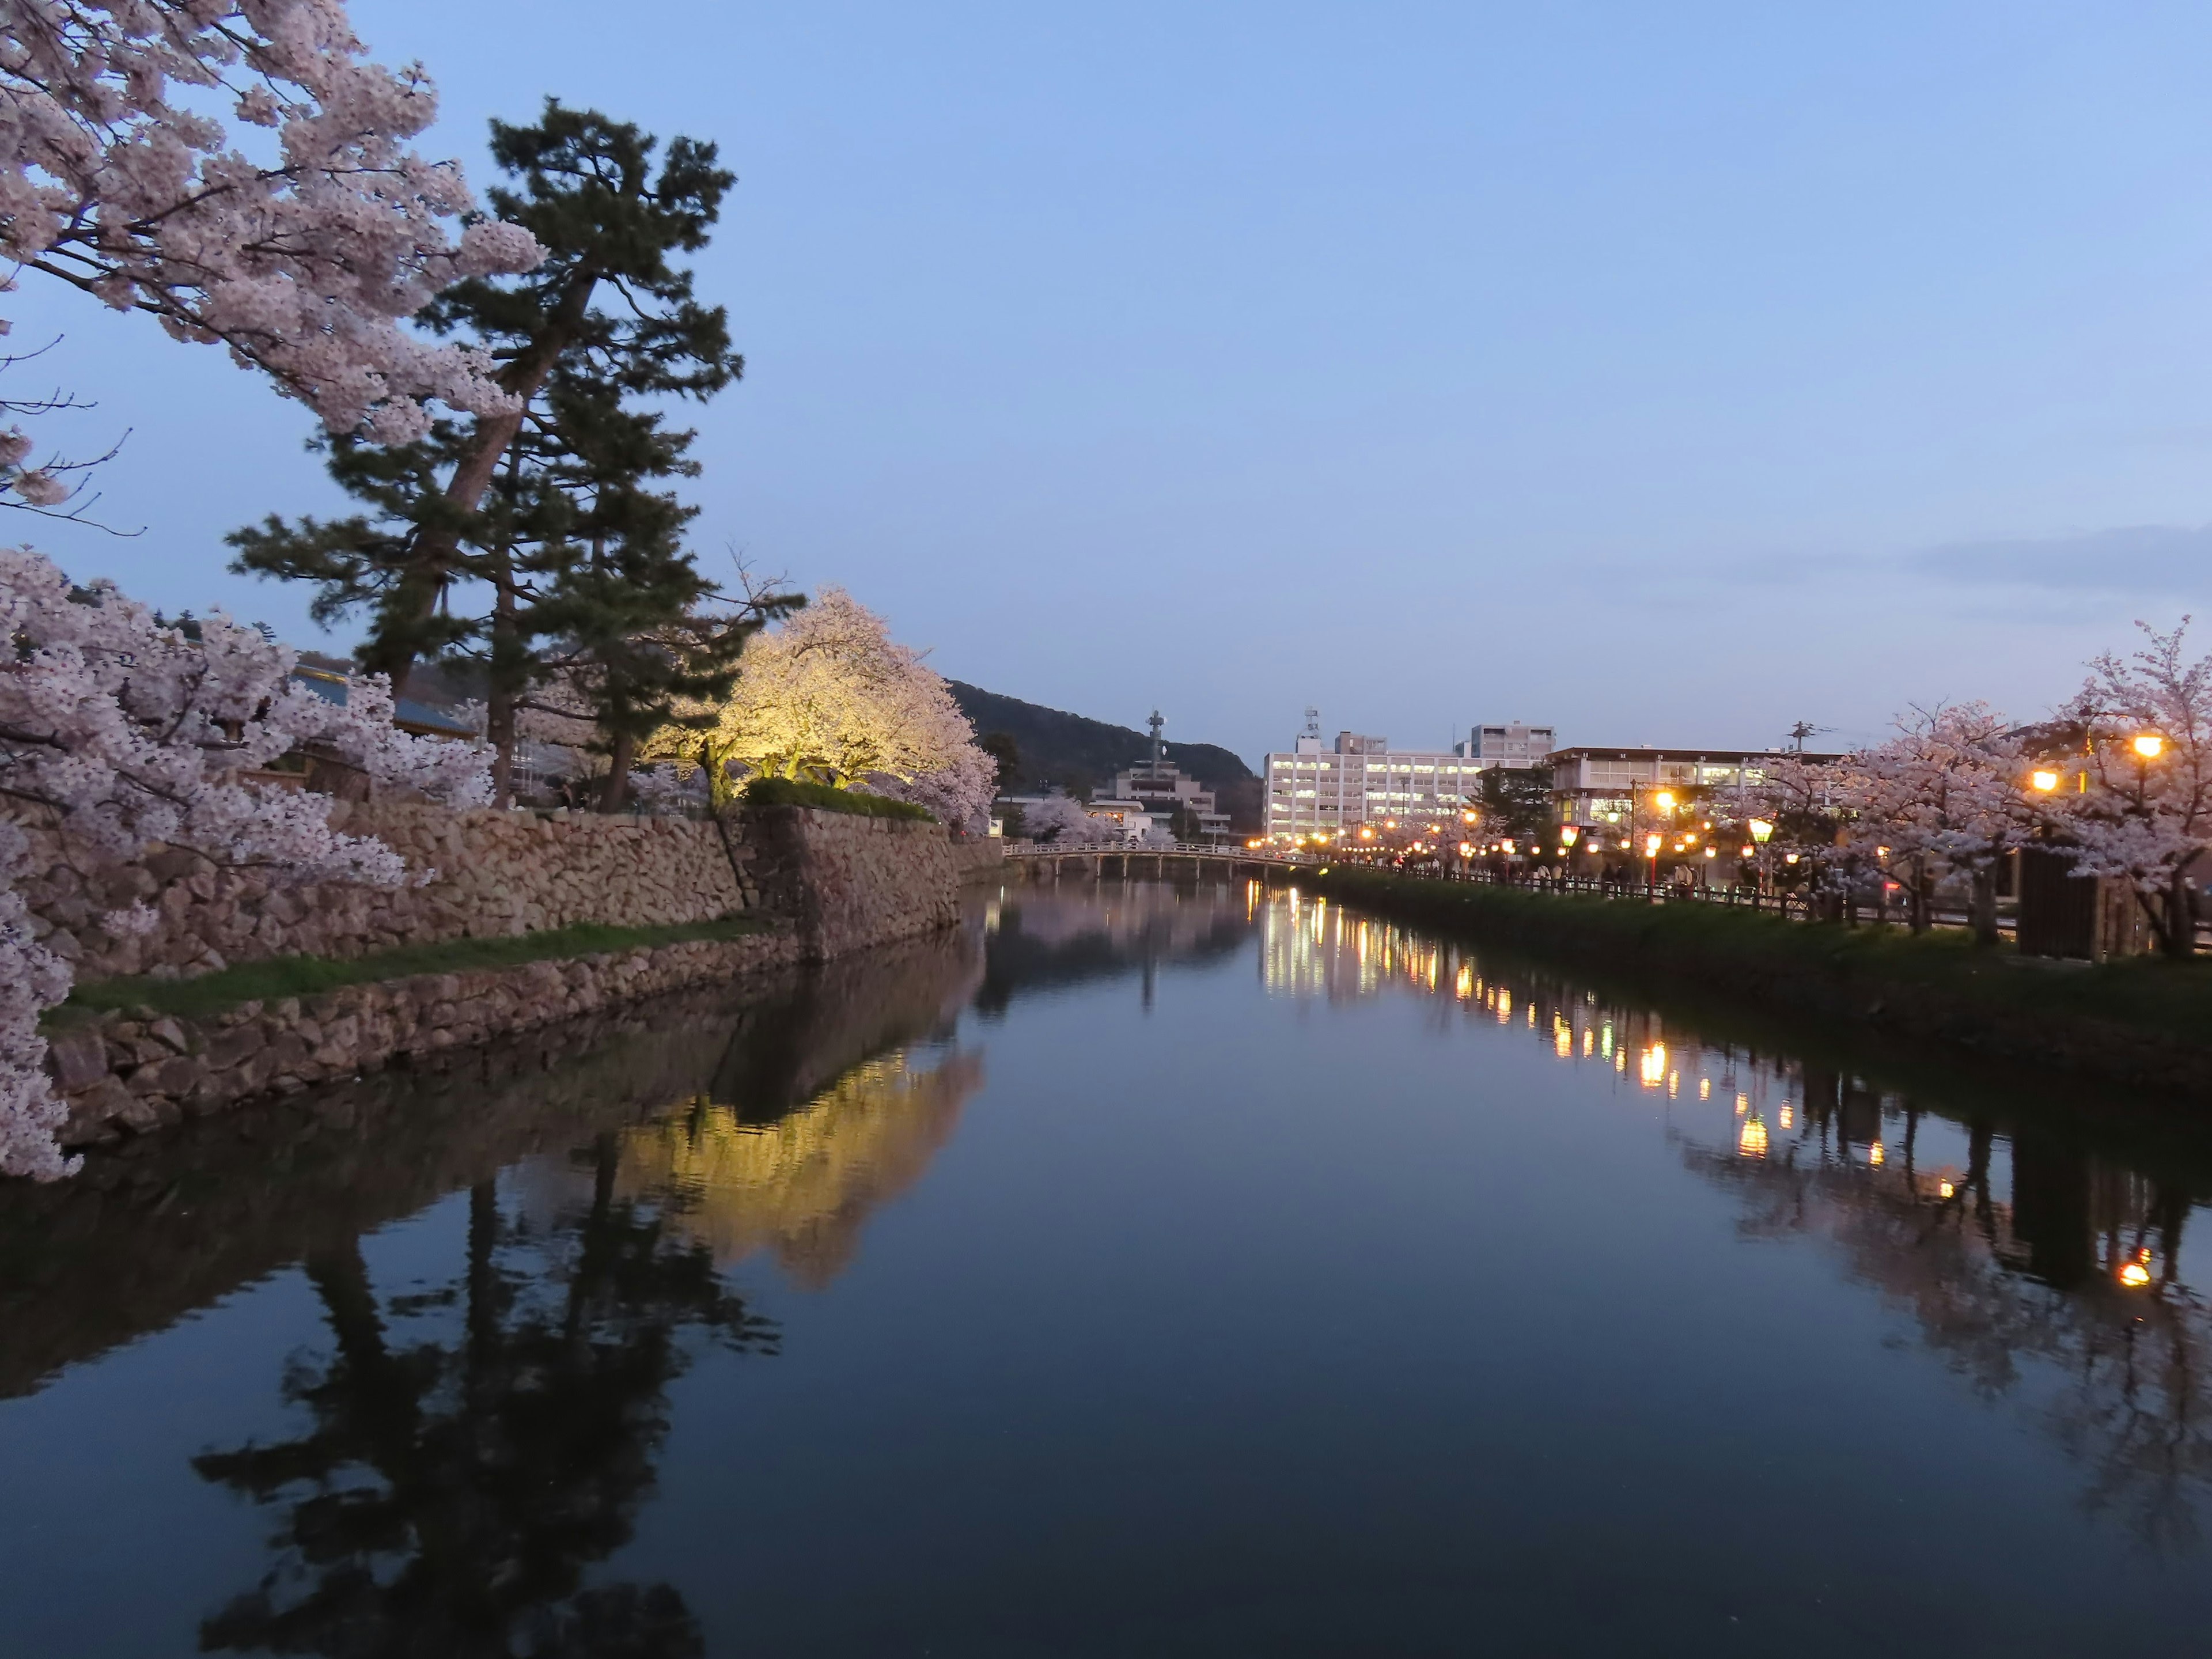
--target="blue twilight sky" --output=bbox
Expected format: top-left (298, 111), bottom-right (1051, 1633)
top-left (17, 1), bottom-right (2212, 764)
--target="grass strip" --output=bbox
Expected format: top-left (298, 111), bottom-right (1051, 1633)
top-left (741, 775), bottom-right (934, 821)
top-left (1291, 865), bottom-right (2212, 1056)
top-left (55, 915), bottom-right (767, 1027)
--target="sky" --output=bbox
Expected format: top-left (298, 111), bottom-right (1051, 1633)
top-left (18, 1), bottom-right (2212, 764)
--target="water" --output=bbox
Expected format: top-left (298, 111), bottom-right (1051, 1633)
top-left (5, 876), bottom-right (2212, 1656)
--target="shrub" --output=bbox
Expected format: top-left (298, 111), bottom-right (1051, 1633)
top-left (740, 776), bottom-right (934, 821)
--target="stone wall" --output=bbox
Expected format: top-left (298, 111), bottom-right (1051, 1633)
top-left (46, 928), bottom-right (806, 1149)
top-left (745, 806), bottom-right (963, 960)
top-left (951, 839), bottom-right (1005, 882)
top-left (20, 801), bottom-right (756, 982)
top-left (29, 800), bottom-right (976, 1152)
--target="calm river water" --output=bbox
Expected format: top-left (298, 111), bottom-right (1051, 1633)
top-left (6, 876), bottom-right (2212, 1656)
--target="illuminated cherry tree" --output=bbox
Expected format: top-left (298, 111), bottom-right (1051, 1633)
top-left (2049, 620), bottom-right (2212, 956)
top-left (0, 0), bottom-right (543, 507)
top-left (1, 547), bottom-right (489, 1180)
top-left (658, 588), bottom-right (995, 831)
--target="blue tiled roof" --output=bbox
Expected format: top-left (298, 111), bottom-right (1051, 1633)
top-left (287, 669), bottom-right (474, 738)
top-left (397, 698), bottom-right (475, 737)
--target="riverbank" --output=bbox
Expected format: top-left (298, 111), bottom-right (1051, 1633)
top-left (43, 924), bottom-right (810, 1149)
top-left (32, 806), bottom-right (1000, 1153)
top-left (1283, 865), bottom-right (2212, 1097)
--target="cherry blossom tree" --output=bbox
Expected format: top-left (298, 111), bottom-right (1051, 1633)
top-left (1840, 703), bottom-right (2032, 940)
top-left (0, 0), bottom-right (543, 482)
top-left (654, 588), bottom-right (997, 833)
top-left (1, 547), bottom-right (490, 1179)
top-left (2050, 620), bottom-right (2212, 957)
top-left (1018, 794), bottom-right (1121, 846)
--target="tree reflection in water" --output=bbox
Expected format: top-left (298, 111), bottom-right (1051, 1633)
top-left (192, 1138), bottom-right (777, 1658)
top-left (1259, 887), bottom-right (2212, 1547)
top-left (611, 1047), bottom-right (985, 1289)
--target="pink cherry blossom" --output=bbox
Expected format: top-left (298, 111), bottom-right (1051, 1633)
top-left (0, 0), bottom-right (543, 459)
top-left (0, 546), bottom-right (490, 1179)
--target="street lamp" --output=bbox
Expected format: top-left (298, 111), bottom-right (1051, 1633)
top-left (2134, 733), bottom-right (2165, 760)
top-left (1644, 830), bottom-right (1661, 889)
top-left (2030, 769), bottom-right (2060, 793)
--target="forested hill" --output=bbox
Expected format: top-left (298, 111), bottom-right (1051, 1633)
top-left (946, 682), bottom-right (1255, 794)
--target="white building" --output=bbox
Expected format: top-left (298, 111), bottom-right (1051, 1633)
top-left (1094, 711), bottom-right (1232, 840)
top-left (998, 793), bottom-right (1161, 844)
top-left (1549, 745), bottom-right (1842, 834)
top-left (1263, 728), bottom-right (1528, 840)
top-left (1461, 722), bottom-right (1555, 764)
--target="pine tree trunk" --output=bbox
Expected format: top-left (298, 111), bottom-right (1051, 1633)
top-left (359, 270), bottom-right (601, 694)
top-left (600, 727), bottom-right (635, 813)
top-left (488, 687), bottom-right (516, 810)
top-left (486, 547), bottom-right (519, 810)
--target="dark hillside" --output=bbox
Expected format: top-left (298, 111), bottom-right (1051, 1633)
top-left (947, 682), bottom-right (1255, 797)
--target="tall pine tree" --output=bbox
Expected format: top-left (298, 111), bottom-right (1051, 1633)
top-left (231, 101), bottom-right (744, 719)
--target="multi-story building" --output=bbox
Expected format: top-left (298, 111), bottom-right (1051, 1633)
top-left (1461, 722), bottom-right (1555, 764)
top-left (1088, 711), bottom-right (1232, 841)
top-left (1263, 726), bottom-right (1538, 840)
top-left (1549, 746), bottom-right (1842, 836)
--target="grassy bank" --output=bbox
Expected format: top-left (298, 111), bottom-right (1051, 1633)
top-left (54, 915), bottom-right (768, 1027)
top-left (1287, 865), bottom-right (2212, 1093)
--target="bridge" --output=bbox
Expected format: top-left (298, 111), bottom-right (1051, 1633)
top-left (999, 842), bottom-right (1294, 880)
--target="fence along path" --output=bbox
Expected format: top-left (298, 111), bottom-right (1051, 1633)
top-left (1000, 842), bottom-right (2037, 938)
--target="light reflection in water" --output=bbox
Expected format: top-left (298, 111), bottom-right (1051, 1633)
top-left (613, 1048), bottom-right (984, 1290)
top-left (1255, 885), bottom-right (2212, 1545)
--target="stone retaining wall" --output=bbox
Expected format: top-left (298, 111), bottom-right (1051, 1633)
top-left (747, 806), bottom-right (963, 960)
top-left (951, 839), bottom-right (1005, 882)
top-left (20, 801), bottom-right (755, 982)
top-left (45, 928), bottom-right (808, 1150)
top-left (29, 800), bottom-right (976, 1153)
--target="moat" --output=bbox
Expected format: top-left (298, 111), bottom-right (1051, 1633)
top-left (6, 876), bottom-right (2212, 1656)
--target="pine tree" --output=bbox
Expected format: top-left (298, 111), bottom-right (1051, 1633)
top-left (528, 372), bottom-right (796, 810)
top-left (230, 101), bottom-right (740, 700)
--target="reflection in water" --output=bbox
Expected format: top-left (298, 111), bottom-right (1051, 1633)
top-left (613, 1048), bottom-right (984, 1289)
top-left (19, 876), bottom-right (2212, 1649)
top-left (1260, 884), bottom-right (2212, 1543)
top-left (194, 1146), bottom-right (776, 1657)
top-left (0, 923), bottom-right (987, 1403)
top-left (975, 877), bottom-right (1251, 1014)
top-left (0, 916), bottom-right (1002, 1654)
